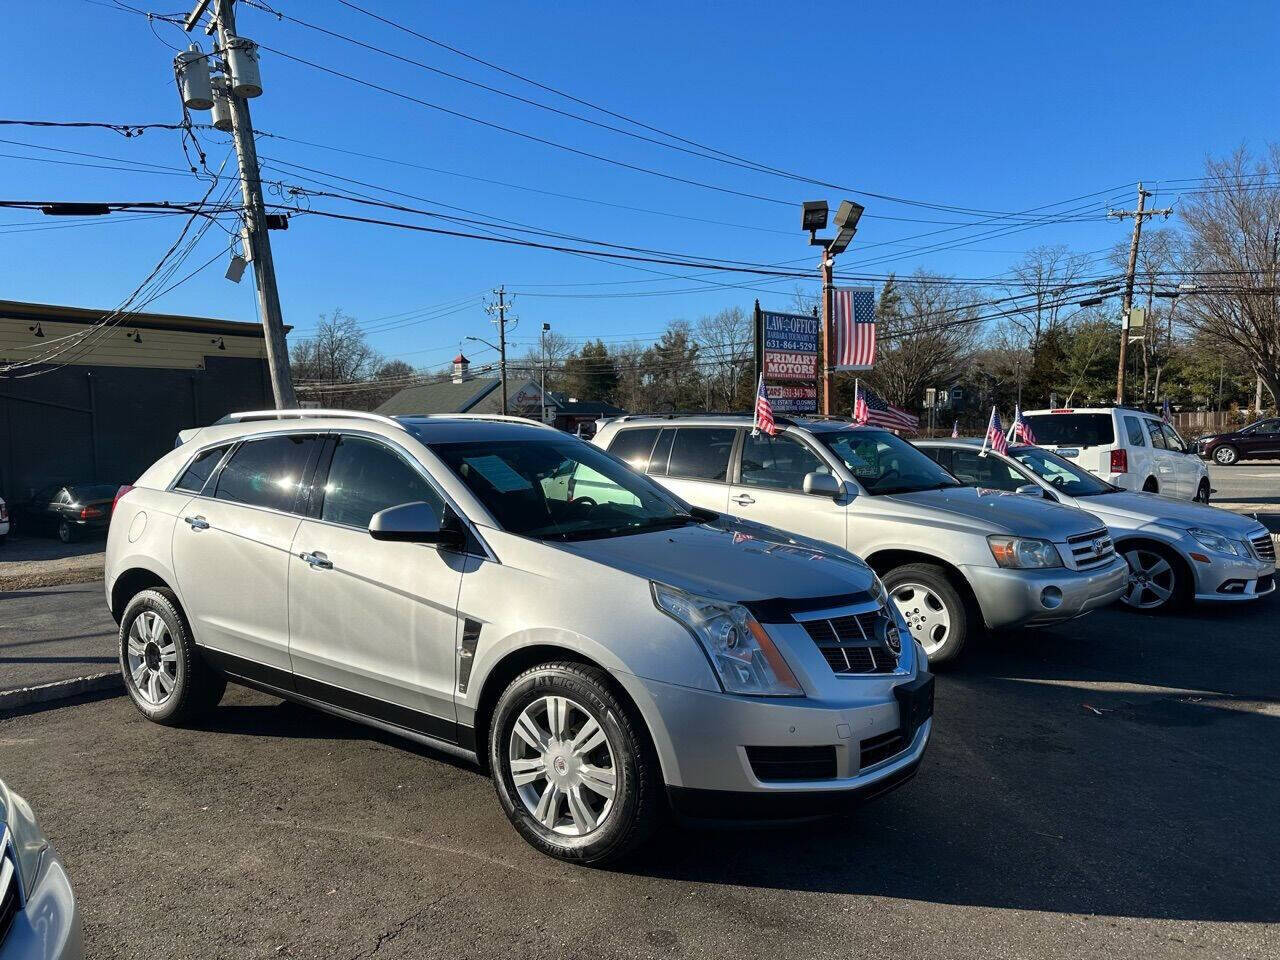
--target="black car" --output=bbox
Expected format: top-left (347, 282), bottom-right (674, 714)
top-left (12, 482), bottom-right (121, 542)
top-left (1196, 418), bottom-right (1280, 466)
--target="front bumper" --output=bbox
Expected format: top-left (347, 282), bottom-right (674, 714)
top-left (610, 665), bottom-right (932, 816)
top-left (0, 848), bottom-right (83, 960)
top-left (1191, 552), bottom-right (1276, 601)
top-left (966, 554), bottom-right (1129, 629)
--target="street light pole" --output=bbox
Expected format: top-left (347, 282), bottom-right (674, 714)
top-left (820, 252), bottom-right (835, 415)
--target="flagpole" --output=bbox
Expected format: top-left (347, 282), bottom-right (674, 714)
top-left (853, 378), bottom-right (858, 421)
top-left (979, 405), bottom-right (995, 457)
top-left (753, 374), bottom-right (763, 436)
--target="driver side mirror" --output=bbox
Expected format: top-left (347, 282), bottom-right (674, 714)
top-left (369, 501), bottom-right (464, 548)
top-left (803, 472), bottom-right (843, 499)
top-left (1015, 483), bottom-right (1047, 498)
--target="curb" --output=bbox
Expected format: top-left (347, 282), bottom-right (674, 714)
top-left (0, 672), bottom-right (123, 714)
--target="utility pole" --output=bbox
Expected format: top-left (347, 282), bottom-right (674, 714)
top-left (181, 0), bottom-right (295, 408)
top-left (1109, 183), bottom-right (1171, 405)
top-left (485, 286), bottom-right (515, 415)
top-left (540, 322), bottom-right (550, 424)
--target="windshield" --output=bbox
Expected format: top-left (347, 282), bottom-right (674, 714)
top-left (431, 438), bottom-right (695, 541)
top-left (817, 429), bottom-right (962, 496)
top-left (1012, 446), bottom-right (1118, 497)
top-left (1022, 413), bottom-right (1114, 447)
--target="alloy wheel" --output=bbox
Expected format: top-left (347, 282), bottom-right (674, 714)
top-left (891, 583), bottom-right (952, 655)
top-left (509, 695), bottom-right (617, 837)
top-left (125, 610), bottom-right (179, 705)
top-left (1122, 549), bottom-right (1176, 609)
top-left (1214, 447), bottom-right (1237, 465)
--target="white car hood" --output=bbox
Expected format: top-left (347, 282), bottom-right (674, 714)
top-left (1073, 491), bottom-right (1266, 538)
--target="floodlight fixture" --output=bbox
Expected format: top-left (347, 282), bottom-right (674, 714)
top-left (833, 199), bottom-right (865, 232)
top-left (801, 200), bottom-right (829, 233)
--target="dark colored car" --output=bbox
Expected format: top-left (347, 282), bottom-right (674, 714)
top-left (12, 482), bottom-right (120, 542)
top-left (1196, 418), bottom-right (1280, 466)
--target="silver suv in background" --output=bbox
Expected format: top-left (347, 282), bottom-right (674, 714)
top-left (106, 411), bottom-right (932, 865)
top-left (917, 437), bottom-right (1276, 611)
top-left (593, 415), bottom-right (1129, 663)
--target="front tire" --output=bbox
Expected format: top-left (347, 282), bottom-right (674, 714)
top-left (884, 563), bottom-right (970, 665)
top-left (119, 588), bottom-right (225, 725)
top-left (1119, 544), bottom-right (1188, 613)
top-left (489, 662), bottom-right (660, 865)
top-left (1213, 445), bottom-right (1239, 466)
top-left (1195, 479), bottom-right (1211, 503)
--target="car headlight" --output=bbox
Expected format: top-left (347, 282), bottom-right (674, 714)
top-left (652, 583), bottom-right (803, 696)
top-left (987, 535), bottom-right (1064, 569)
top-left (1187, 527), bottom-right (1248, 557)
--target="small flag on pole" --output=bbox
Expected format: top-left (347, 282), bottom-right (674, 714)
top-left (951, 420), bottom-right (959, 439)
top-left (753, 375), bottom-right (776, 436)
top-left (980, 407), bottom-right (1008, 457)
top-left (1011, 404), bottom-right (1036, 445)
top-left (1161, 398), bottom-right (1173, 424)
top-left (852, 382), bottom-right (919, 432)
top-left (852, 379), bottom-right (868, 425)
top-left (833, 287), bottom-right (876, 370)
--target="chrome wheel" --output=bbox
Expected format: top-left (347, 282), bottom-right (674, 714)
top-left (125, 610), bottom-right (179, 705)
top-left (891, 583), bottom-right (952, 656)
top-left (1213, 446), bottom-right (1238, 465)
top-left (508, 695), bottom-right (617, 837)
top-left (1122, 549), bottom-right (1176, 609)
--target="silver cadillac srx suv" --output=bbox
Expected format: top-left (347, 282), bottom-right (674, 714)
top-left (105, 410), bottom-right (933, 865)
top-left (594, 415), bottom-right (1130, 663)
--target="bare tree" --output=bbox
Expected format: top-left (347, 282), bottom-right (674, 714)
top-left (1177, 144), bottom-right (1280, 406)
top-left (1003, 244), bottom-right (1093, 350)
top-left (290, 308), bottom-right (384, 409)
top-left (695, 306), bottom-right (753, 410)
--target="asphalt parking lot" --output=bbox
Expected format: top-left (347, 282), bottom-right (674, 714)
top-left (4, 599), bottom-right (1277, 960)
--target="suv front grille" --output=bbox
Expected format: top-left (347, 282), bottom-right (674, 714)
top-left (1066, 528), bottom-right (1115, 569)
top-left (745, 745), bottom-right (837, 782)
top-left (0, 831), bottom-right (20, 946)
top-left (1251, 533), bottom-right (1276, 563)
top-left (800, 610), bottom-right (900, 675)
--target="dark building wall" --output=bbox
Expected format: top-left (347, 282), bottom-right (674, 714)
top-left (0, 355), bottom-right (270, 500)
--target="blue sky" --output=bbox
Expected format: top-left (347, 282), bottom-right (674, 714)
top-left (6, 0), bottom-right (1277, 371)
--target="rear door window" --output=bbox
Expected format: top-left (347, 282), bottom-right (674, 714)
top-left (1123, 416), bottom-right (1146, 446)
top-left (1022, 413), bottom-right (1115, 447)
top-left (174, 445), bottom-right (229, 493)
top-left (666, 428), bottom-right (736, 482)
top-left (646, 428), bottom-right (676, 476)
top-left (214, 434), bottom-right (322, 513)
top-left (606, 428), bottom-right (660, 472)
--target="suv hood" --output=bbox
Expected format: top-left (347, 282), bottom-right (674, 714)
top-left (888, 485), bottom-right (1103, 539)
top-left (555, 518), bottom-right (878, 605)
top-left (1080, 491), bottom-right (1266, 537)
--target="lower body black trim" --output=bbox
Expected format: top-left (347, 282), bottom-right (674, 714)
top-left (198, 645), bottom-right (475, 753)
top-left (666, 753), bottom-right (923, 823)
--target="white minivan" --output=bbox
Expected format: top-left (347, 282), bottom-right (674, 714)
top-left (1021, 407), bottom-right (1210, 502)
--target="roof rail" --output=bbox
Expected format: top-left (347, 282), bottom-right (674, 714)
top-left (400, 413), bottom-right (557, 430)
top-left (220, 409), bottom-right (408, 431)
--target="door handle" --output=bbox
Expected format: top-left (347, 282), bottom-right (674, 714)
top-left (184, 515), bottom-right (210, 530)
top-left (731, 494), bottom-right (756, 506)
top-left (298, 550), bottom-right (333, 570)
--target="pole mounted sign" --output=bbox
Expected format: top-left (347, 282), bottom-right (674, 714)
top-left (765, 382), bottom-right (818, 414)
top-left (753, 305), bottom-right (819, 413)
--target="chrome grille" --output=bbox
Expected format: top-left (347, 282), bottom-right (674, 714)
top-left (1251, 533), bottom-right (1276, 563)
top-left (1065, 528), bottom-right (1115, 570)
top-left (800, 609), bottom-right (900, 675)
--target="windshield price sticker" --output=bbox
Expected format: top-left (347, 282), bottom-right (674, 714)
top-left (463, 455), bottom-right (534, 493)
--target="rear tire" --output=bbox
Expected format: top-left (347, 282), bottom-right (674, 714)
top-left (883, 563), bottom-right (970, 665)
top-left (1213, 445), bottom-right (1239, 466)
top-left (119, 588), bottom-right (225, 726)
top-left (489, 662), bottom-right (660, 866)
top-left (57, 519), bottom-right (76, 543)
top-left (1142, 477), bottom-right (1159, 494)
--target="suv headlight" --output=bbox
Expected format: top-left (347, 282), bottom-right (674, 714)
top-left (1188, 527), bottom-right (1247, 557)
top-left (987, 535), bottom-right (1063, 569)
top-left (652, 583), bottom-right (803, 696)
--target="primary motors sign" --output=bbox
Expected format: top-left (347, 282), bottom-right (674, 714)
top-left (761, 310), bottom-right (819, 382)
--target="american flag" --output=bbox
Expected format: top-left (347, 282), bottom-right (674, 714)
top-left (833, 287), bottom-right (876, 370)
top-left (1011, 404), bottom-right (1036, 444)
top-left (981, 407), bottom-right (1008, 456)
top-left (753, 375), bottom-right (776, 436)
top-left (951, 420), bottom-right (959, 439)
top-left (1161, 398), bottom-right (1173, 424)
top-left (853, 382), bottom-right (919, 432)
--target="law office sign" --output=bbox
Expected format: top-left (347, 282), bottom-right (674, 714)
top-left (766, 382), bottom-right (818, 414)
top-left (760, 310), bottom-right (819, 382)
